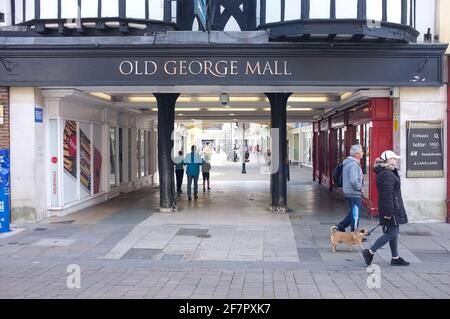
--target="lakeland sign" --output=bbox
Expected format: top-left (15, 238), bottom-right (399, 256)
top-left (0, 44), bottom-right (446, 87)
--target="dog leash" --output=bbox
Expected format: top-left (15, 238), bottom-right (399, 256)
top-left (366, 223), bottom-right (382, 236)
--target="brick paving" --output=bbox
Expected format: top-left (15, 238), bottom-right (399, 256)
top-left (0, 165), bottom-right (449, 299)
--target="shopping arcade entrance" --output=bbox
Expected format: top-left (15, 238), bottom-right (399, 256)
top-left (0, 40), bottom-right (447, 214)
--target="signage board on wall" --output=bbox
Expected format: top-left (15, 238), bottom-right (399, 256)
top-left (0, 149), bottom-right (10, 233)
top-left (406, 121), bottom-right (444, 178)
top-left (35, 106), bottom-right (43, 123)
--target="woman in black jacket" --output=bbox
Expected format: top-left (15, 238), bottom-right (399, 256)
top-left (362, 150), bottom-right (410, 266)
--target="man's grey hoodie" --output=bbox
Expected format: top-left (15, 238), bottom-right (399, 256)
top-left (342, 156), bottom-right (364, 198)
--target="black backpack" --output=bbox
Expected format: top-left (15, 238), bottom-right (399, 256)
top-left (332, 162), bottom-right (345, 188)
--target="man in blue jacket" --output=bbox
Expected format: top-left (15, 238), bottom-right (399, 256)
top-left (333, 144), bottom-right (365, 232)
top-left (184, 145), bottom-right (202, 201)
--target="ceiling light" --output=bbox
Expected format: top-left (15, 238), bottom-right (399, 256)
top-left (89, 92), bottom-right (111, 101)
top-left (288, 108), bottom-right (314, 111)
top-left (128, 96), bottom-right (156, 103)
top-left (151, 108), bottom-right (201, 111)
top-left (207, 108), bottom-right (257, 112)
top-left (197, 97), bottom-right (219, 102)
top-left (263, 108), bottom-right (313, 111)
top-left (288, 96), bottom-right (329, 103)
top-left (176, 108), bottom-right (201, 111)
top-left (340, 92), bottom-right (353, 100)
top-left (229, 96), bottom-right (263, 103)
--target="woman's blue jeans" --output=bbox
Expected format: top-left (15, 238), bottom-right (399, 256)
top-left (370, 225), bottom-right (400, 258)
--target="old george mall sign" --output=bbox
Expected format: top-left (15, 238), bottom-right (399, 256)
top-left (0, 44), bottom-right (446, 86)
top-left (118, 59), bottom-right (292, 78)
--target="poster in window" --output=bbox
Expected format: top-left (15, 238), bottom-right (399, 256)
top-left (80, 129), bottom-right (91, 191)
top-left (63, 120), bottom-right (77, 178)
top-left (93, 147), bottom-right (102, 194)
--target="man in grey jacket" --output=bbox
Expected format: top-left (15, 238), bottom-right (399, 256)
top-left (334, 144), bottom-right (364, 232)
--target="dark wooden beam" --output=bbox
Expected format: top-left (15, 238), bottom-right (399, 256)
top-left (401, 0), bottom-right (407, 25)
top-left (34, 0), bottom-right (40, 20)
top-left (260, 0), bottom-right (266, 25)
top-left (330, 0), bottom-right (336, 19)
top-left (146, 0), bottom-right (150, 20)
top-left (382, 0), bottom-right (387, 22)
top-left (281, 0), bottom-right (285, 22)
top-left (119, 0), bottom-right (126, 18)
top-left (10, 0), bottom-right (15, 25)
top-left (98, 0), bottom-right (102, 18)
top-left (23, 0), bottom-right (26, 22)
top-left (244, 0), bottom-right (257, 30)
top-left (301, 0), bottom-right (310, 19)
top-left (58, 0), bottom-right (62, 19)
top-left (357, 0), bottom-right (366, 20)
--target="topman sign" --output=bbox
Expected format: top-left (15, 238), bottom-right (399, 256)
top-left (118, 60), bottom-right (292, 78)
top-left (0, 44), bottom-right (446, 87)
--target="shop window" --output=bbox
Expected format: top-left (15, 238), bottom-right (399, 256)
top-left (340, 127), bottom-right (347, 161)
top-left (79, 122), bottom-right (92, 199)
top-left (63, 120), bottom-right (78, 205)
top-left (140, 130), bottom-right (145, 178)
top-left (109, 127), bottom-right (118, 188)
top-left (147, 131), bottom-right (152, 176)
top-left (304, 131), bottom-right (312, 166)
top-left (93, 124), bottom-right (103, 194)
top-left (362, 122), bottom-right (372, 198)
top-left (49, 119), bottom-right (103, 209)
top-left (136, 129), bottom-right (141, 179)
top-left (119, 128), bottom-right (123, 184)
top-left (128, 128), bottom-right (132, 181)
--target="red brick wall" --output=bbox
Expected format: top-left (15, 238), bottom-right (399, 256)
top-left (0, 87), bottom-right (9, 149)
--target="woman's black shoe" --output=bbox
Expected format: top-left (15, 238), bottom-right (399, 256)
top-left (391, 257), bottom-right (410, 266)
top-left (362, 249), bottom-right (374, 266)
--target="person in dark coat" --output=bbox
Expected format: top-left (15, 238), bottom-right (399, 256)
top-left (362, 150), bottom-right (410, 266)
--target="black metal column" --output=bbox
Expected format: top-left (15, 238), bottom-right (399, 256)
top-left (265, 93), bottom-right (292, 213)
top-left (154, 93), bottom-right (180, 212)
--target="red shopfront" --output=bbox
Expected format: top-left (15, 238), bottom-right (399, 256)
top-left (313, 98), bottom-right (393, 217)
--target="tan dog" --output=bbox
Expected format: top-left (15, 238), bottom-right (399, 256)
top-left (330, 226), bottom-right (368, 253)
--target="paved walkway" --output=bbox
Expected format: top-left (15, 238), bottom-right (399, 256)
top-left (1, 164), bottom-right (450, 299)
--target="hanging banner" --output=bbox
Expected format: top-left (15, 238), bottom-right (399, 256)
top-left (406, 121), bottom-right (444, 178)
top-left (0, 149), bottom-right (11, 233)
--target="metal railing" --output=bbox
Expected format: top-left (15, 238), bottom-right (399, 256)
top-left (258, 0), bottom-right (416, 28)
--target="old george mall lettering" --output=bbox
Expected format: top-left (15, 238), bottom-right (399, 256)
top-left (119, 59), bottom-right (293, 78)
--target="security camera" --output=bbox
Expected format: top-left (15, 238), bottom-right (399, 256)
top-left (220, 93), bottom-right (229, 106)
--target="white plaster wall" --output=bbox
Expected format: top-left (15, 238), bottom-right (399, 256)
top-left (10, 87), bottom-right (47, 222)
top-left (397, 86), bottom-right (448, 223)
